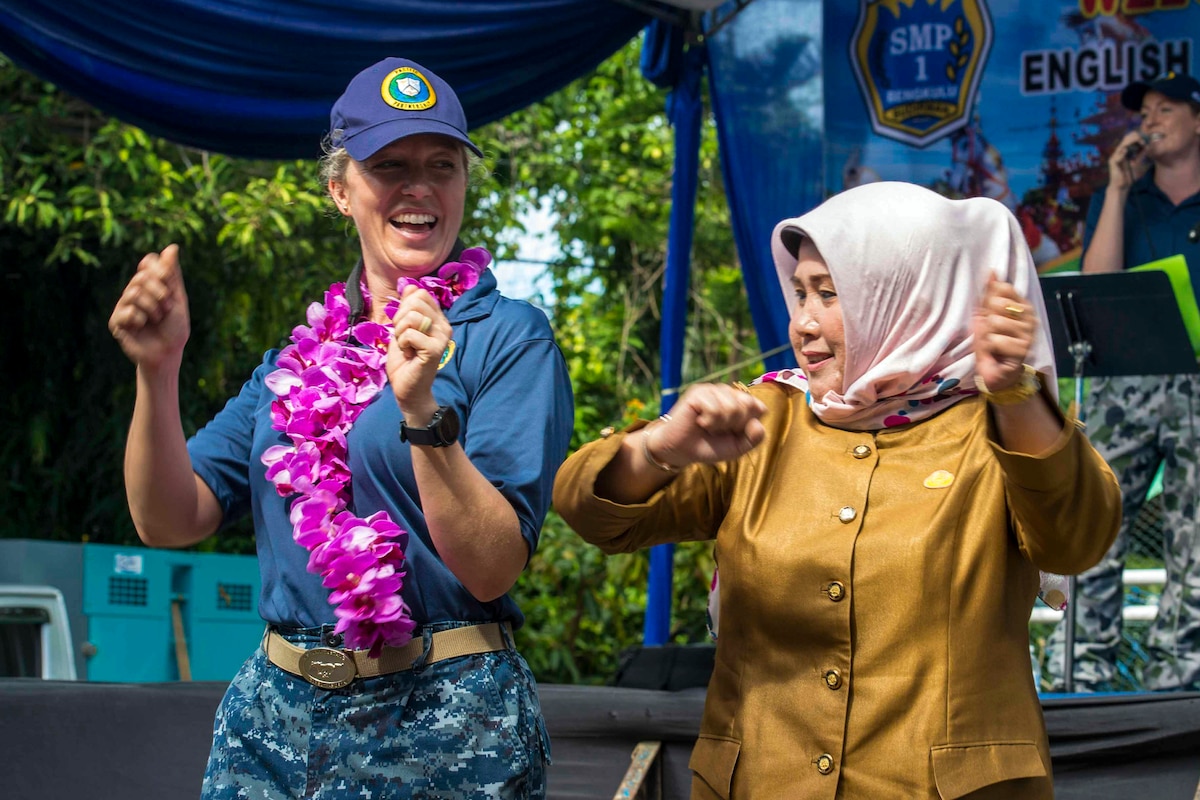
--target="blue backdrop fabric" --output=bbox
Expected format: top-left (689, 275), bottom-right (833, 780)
top-left (0, 0), bottom-right (649, 159)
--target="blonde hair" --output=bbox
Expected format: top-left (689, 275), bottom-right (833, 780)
top-left (319, 132), bottom-right (485, 213)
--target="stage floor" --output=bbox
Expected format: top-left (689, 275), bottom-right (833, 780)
top-left (2, 680), bottom-right (1197, 799)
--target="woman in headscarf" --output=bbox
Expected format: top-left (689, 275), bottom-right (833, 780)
top-left (552, 181), bottom-right (1121, 799)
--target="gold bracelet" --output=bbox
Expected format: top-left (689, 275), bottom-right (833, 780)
top-left (974, 364), bottom-right (1041, 406)
top-left (641, 415), bottom-right (679, 473)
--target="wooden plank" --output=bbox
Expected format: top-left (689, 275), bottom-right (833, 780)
top-left (169, 597), bottom-right (192, 681)
top-left (612, 740), bottom-right (662, 800)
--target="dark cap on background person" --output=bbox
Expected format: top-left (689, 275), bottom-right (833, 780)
top-left (1121, 72), bottom-right (1200, 111)
top-left (329, 57), bottom-right (482, 160)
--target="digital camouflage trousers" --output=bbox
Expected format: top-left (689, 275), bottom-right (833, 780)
top-left (1046, 373), bottom-right (1200, 691)
top-left (201, 622), bottom-right (550, 799)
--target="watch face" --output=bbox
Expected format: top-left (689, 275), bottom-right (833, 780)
top-left (437, 406), bottom-right (460, 446)
top-left (402, 405), bottom-right (461, 447)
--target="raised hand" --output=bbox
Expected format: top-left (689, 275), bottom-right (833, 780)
top-left (644, 383), bottom-right (768, 470)
top-left (108, 244), bottom-right (190, 369)
top-left (386, 284), bottom-right (449, 422)
top-left (973, 277), bottom-right (1037, 394)
top-left (1107, 129), bottom-right (1150, 190)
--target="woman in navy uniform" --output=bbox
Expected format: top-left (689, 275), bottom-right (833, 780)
top-left (109, 57), bottom-right (573, 799)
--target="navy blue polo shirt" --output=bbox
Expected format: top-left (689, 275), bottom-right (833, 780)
top-left (1083, 170), bottom-right (1200, 281)
top-left (187, 269), bottom-right (574, 630)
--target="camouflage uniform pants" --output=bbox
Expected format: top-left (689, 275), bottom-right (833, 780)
top-left (1046, 373), bottom-right (1200, 691)
top-left (201, 622), bottom-right (550, 799)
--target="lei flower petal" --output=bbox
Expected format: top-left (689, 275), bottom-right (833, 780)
top-left (260, 253), bottom-right (490, 653)
top-left (385, 250), bottom-right (492, 317)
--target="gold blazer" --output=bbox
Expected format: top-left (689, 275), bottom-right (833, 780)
top-left (553, 383), bottom-right (1120, 799)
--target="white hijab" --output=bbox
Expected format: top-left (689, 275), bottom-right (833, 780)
top-left (770, 181), bottom-right (1057, 431)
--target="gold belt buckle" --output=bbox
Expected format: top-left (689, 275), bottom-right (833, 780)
top-left (298, 646), bottom-right (356, 689)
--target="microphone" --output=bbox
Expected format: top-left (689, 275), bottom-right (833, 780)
top-left (1125, 133), bottom-right (1149, 161)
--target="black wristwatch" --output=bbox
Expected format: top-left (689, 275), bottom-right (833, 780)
top-left (400, 405), bottom-right (460, 448)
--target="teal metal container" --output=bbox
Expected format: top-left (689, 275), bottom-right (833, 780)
top-left (82, 544), bottom-right (262, 682)
top-left (186, 552), bottom-right (263, 680)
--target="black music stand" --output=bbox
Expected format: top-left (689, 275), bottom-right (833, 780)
top-left (1040, 270), bottom-right (1196, 692)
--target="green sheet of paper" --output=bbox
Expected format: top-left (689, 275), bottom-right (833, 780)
top-left (1131, 254), bottom-right (1200, 357)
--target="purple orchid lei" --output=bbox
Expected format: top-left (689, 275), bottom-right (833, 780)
top-left (260, 248), bottom-right (490, 656)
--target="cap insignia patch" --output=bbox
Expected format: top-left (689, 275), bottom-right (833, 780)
top-left (381, 67), bottom-right (436, 111)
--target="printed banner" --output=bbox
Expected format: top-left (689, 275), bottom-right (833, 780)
top-left (827, 0), bottom-right (1200, 272)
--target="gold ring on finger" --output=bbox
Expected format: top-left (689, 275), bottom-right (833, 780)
top-left (417, 315), bottom-right (432, 335)
top-left (1004, 304), bottom-right (1024, 318)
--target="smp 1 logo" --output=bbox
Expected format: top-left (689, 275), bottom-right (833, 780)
top-left (850, 0), bottom-right (993, 148)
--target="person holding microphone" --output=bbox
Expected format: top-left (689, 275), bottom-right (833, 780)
top-left (1049, 72), bottom-right (1200, 692)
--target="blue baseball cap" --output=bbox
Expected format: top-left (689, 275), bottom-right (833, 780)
top-left (329, 57), bottom-right (482, 160)
top-left (1121, 72), bottom-right (1200, 111)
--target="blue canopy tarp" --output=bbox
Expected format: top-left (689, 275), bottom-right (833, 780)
top-left (0, 1), bottom-right (649, 159)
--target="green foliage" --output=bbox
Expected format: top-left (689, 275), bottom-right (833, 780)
top-left (515, 510), bottom-right (717, 685)
top-left (0, 56), bottom-right (359, 549)
top-left (471, 38), bottom-right (762, 443)
top-left (479, 41), bottom-right (757, 683)
top-left (1, 38), bottom-right (760, 684)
